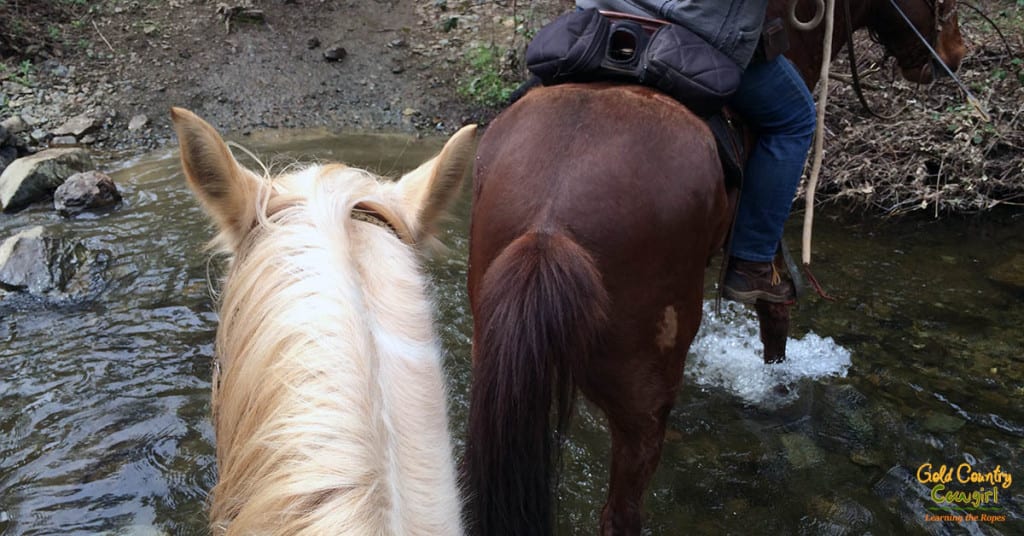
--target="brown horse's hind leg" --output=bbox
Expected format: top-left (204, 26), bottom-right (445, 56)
top-left (598, 399), bottom-right (675, 536)
top-left (584, 340), bottom-right (686, 536)
top-left (754, 300), bottom-right (790, 364)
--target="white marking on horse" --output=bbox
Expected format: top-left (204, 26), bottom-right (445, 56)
top-left (656, 306), bottom-right (678, 352)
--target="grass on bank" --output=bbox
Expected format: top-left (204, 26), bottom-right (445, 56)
top-left (458, 44), bottom-right (518, 106)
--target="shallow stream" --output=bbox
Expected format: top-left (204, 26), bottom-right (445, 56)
top-left (0, 131), bottom-right (1021, 535)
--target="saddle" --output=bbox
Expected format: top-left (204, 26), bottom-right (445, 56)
top-left (706, 111), bottom-right (747, 190)
top-left (518, 9), bottom-right (751, 189)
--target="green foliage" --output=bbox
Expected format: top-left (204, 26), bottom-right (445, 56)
top-left (458, 45), bottom-right (515, 106)
top-left (1013, 57), bottom-right (1024, 84)
top-left (0, 60), bottom-right (32, 86)
top-left (9, 60), bottom-right (35, 86)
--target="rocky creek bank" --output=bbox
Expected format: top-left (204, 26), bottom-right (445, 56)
top-left (1, 0), bottom-right (1022, 304)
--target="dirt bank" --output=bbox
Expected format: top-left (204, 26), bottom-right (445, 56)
top-left (1, 0), bottom-right (1021, 215)
top-left (0, 0), bottom-right (565, 150)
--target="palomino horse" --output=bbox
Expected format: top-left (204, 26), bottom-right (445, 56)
top-left (171, 108), bottom-right (475, 535)
top-left (463, 0), bottom-right (965, 534)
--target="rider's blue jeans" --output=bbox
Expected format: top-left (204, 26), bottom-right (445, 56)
top-left (727, 55), bottom-right (816, 263)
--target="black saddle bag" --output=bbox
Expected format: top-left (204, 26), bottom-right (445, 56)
top-left (525, 8), bottom-right (611, 84)
top-left (525, 9), bottom-right (742, 116)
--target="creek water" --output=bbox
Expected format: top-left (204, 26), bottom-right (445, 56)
top-left (0, 130), bottom-right (1021, 535)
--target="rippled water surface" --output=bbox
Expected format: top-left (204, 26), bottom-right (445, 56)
top-left (1, 130), bottom-right (1021, 535)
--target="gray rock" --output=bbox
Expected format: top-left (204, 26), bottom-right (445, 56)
top-left (1, 115), bottom-right (29, 135)
top-left (20, 113), bottom-right (41, 127)
top-left (0, 146), bottom-right (16, 173)
top-left (0, 226), bottom-right (87, 295)
top-left (323, 45), bottom-right (348, 62)
top-left (0, 124), bottom-right (9, 146)
top-left (41, 59), bottom-right (70, 78)
top-left (127, 114), bottom-right (149, 131)
top-left (0, 148), bottom-right (95, 213)
top-left (54, 170), bottom-right (121, 217)
top-left (52, 112), bottom-right (102, 137)
top-left (1, 81), bottom-right (31, 95)
top-left (30, 128), bottom-right (49, 144)
top-left (50, 135), bottom-right (78, 147)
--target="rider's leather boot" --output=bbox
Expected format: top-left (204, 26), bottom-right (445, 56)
top-left (723, 257), bottom-right (796, 304)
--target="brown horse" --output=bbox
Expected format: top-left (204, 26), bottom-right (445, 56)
top-left (462, 1), bottom-right (965, 535)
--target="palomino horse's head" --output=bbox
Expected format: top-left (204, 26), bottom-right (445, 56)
top-left (171, 107), bottom-right (475, 535)
top-left (870, 0), bottom-right (966, 83)
top-left (171, 107), bottom-right (477, 258)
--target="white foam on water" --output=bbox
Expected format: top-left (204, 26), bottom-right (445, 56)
top-left (685, 301), bottom-right (852, 407)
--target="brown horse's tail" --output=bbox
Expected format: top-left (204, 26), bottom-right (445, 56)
top-left (464, 230), bottom-right (609, 536)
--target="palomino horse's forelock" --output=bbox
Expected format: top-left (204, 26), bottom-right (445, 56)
top-left (209, 165), bottom-right (462, 535)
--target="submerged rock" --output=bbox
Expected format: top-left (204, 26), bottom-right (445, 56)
top-left (801, 495), bottom-right (875, 535)
top-left (988, 253), bottom-right (1024, 293)
top-left (0, 226), bottom-right (107, 300)
top-left (780, 432), bottom-right (826, 469)
top-left (0, 148), bottom-right (94, 212)
top-left (922, 412), bottom-right (966, 434)
top-left (54, 170), bottom-right (122, 217)
top-left (872, 465), bottom-right (994, 535)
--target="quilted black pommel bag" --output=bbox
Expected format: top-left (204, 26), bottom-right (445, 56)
top-left (525, 9), bottom-right (610, 83)
top-left (526, 9), bottom-right (743, 116)
top-left (641, 23), bottom-right (742, 116)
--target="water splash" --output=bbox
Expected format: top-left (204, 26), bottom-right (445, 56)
top-left (685, 301), bottom-right (852, 406)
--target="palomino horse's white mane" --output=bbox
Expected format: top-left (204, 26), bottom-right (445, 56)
top-left (171, 108), bottom-right (476, 535)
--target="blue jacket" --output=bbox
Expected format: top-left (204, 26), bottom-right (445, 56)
top-left (575, 0), bottom-right (769, 68)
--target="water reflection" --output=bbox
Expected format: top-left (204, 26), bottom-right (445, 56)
top-left (0, 130), bottom-right (1020, 535)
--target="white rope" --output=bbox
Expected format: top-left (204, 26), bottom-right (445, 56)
top-left (801, 0), bottom-right (837, 266)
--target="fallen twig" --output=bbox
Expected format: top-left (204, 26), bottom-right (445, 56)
top-left (92, 20), bottom-right (115, 53)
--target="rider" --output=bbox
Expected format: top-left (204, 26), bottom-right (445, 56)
top-left (575, 0), bottom-right (816, 304)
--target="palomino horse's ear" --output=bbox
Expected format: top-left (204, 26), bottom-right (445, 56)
top-left (170, 107), bottom-right (260, 252)
top-left (397, 124), bottom-right (477, 243)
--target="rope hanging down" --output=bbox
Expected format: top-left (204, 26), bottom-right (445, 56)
top-left (793, 0), bottom-right (990, 299)
top-left (788, 0), bottom-right (837, 300)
